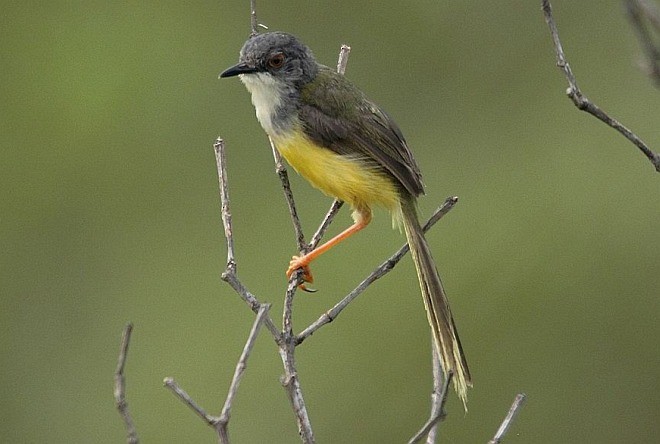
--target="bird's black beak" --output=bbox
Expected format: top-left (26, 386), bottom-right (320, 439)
top-left (219, 62), bottom-right (258, 78)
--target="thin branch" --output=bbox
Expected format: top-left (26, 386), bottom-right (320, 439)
top-left (217, 304), bottom-right (271, 443)
top-left (487, 393), bottom-right (527, 444)
top-left (541, 0), bottom-right (660, 172)
top-left (214, 138), bottom-right (281, 341)
top-left (295, 196), bottom-right (459, 345)
top-left (114, 323), bottom-right (139, 444)
top-left (625, 0), bottom-right (660, 87)
top-left (408, 370), bottom-right (452, 444)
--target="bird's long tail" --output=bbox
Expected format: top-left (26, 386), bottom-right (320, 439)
top-left (401, 198), bottom-right (472, 409)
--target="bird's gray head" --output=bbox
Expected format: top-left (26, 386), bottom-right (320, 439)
top-left (220, 32), bottom-right (319, 86)
top-left (220, 32), bottom-right (320, 136)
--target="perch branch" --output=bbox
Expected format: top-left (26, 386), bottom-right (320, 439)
top-left (114, 323), bottom-right (139, 444)
top-left (487, 393), bottom-right (527, 444)
top-left (295, 196), bottom-right (459, 345)
top-left (541, 0), bottom-right (660, 172)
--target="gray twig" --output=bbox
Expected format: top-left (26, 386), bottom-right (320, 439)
top-left (295, 196), bottom-right (459, 345)
top-left (487, 393), bottom-right (527, 444)
top-left (114, 323), bottom-right (139, 444)
top-left (541, 0), bottom-right (660, 172)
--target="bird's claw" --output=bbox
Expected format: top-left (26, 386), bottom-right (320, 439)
top-left (286, 255), bottom-right (316, 292)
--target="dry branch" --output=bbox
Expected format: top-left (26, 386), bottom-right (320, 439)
top-left (487, 393), bottom-right (527, 444)
top-left (541, 0), bottom-right (660, 172)
top-left (114, 323), bottom-right (139, 444)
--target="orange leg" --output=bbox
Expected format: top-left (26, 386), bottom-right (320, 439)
top-left (287, 209), bottom-right (372, 289)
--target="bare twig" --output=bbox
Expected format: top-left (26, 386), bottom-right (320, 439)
top-left (487, 393), bottom-right (527, 444)
top-left (217, 304), bottom-right (271, 443)
top-left (295, 196), bottom-right (459, 345)
top-left (114, 323), bottom-right (139, 444)
top-left (408, 370), bottom-right (452, 444)
top-left (214, 138), bottom-right (280, 341)
top-left (541, 0), bottom-right (660, 172)
top-left (625, 0), bottom-right (660, 87)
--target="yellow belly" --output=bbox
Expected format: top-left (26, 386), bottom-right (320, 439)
top-left (273, 131), bottom-right (402, 218)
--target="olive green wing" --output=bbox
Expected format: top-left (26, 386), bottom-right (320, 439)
top-left (298, 67), bottom-right (424, 197)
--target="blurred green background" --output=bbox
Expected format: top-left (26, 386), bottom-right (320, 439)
top-left (2, 0), bottom-right (659, 442)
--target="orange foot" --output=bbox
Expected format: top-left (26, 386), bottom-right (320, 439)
top-left (286, 255), bottom-right (316, 292)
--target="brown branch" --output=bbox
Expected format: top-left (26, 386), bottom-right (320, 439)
top-left (541, 0), bottom-right (660, 172)
top-left (114, 323), bottom-right (139, 444)
top-left (295, 196), bottom-right (459, 345)
top-left (487, 393), bottom-right (527, 444)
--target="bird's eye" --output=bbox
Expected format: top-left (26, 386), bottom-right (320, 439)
top-left (268, 53), bottom-right (285, 69)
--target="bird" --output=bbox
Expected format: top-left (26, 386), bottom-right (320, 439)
top-left (220, 31), bottom-right (471, 408)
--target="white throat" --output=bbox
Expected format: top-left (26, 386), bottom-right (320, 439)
top-left (240, 72), bottom-right (288, 137)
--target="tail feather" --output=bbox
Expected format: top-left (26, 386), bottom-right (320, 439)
top-left (401, 198), bottom-right (472, 409)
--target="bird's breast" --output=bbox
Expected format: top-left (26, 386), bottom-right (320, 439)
top-left (272, 131), bottom-right (402, 220)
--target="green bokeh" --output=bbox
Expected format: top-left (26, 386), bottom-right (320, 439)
top-left (2, 1), bottom-right (659, 443)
